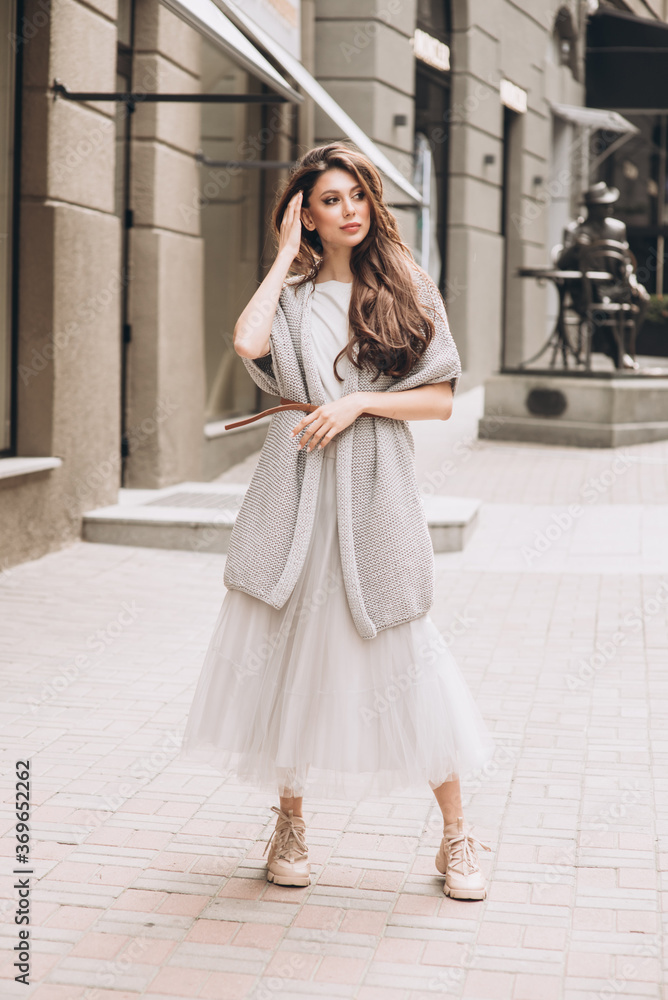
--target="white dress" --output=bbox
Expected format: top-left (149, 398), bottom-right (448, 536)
top-left (180, 280), bottom-right (495, 799)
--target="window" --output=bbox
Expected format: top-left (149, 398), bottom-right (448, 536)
top-left (416, 0), bottom-right (450, 39)
top-left (601, 113), bottom-right (668, 296)
top-left (0, 2), bottom-right (18, 454)
top-left (414, 0), bottom-right (451, 295)
top-left (551, 6), bottom-right (579, 81)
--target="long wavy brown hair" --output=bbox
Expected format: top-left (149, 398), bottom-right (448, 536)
top-left (271, 142), bottom-right (437, 382)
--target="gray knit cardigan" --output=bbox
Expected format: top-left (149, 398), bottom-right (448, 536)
top-left (223, 266), bottom-right (462, 640)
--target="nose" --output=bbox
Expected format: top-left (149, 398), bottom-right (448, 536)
top-left (342, 198), bottom-right (356, 217)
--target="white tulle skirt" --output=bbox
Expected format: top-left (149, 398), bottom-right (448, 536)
top-left (179, 437), bottom-right (495, 800)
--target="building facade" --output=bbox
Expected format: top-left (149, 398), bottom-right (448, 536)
top-left (2, 0), bottom-right (667, 572)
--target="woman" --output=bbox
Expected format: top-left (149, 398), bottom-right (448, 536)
top-left (181, 143), bottom-right (495, 900)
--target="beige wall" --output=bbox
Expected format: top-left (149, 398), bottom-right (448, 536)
top-left (0, 3), bottom-right (17, 453)
top-left (4, 0), bottom-right (667, 571)
top-left (314, 0), bottom-right (419, 249)
top-left (310, 1), bottom-right (597, 387)
top-left (197, 42), bottom-right (296, 425)
top-left (124, 0), bottom-right (205, 488)
top-left (1, 0), bottom-right (207, 570)
top-left (446, 0), bottom-right (586, 385)
top-left (199, 46), bottom-right (262, 423)
top-left (2, 0), bottom-right (122, 568)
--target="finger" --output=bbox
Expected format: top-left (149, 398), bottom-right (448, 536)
top-left (306, 424), bottom-right (331, 452)
top-left (298, 428), bottom-right (315, 449)
top-left (294, 405), bottom-right (322, 430)
top-left (283, 198), bottom-right (297, 226)
top-left (290, 414), bottom-right (311, 436)
top-left (308, 429), bottom-right (329, 452)
top-left (290, 414), bottom-right (312, 440)
top-left (297, 420), bottom-right (320, 450)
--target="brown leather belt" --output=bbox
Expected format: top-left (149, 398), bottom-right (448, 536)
top-left (224, 398), bottom-right (318, 430)
top-left (224, 396), bottom-right (372, 431)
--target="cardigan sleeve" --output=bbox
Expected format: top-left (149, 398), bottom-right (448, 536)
top-left (238, 287), bottom-right (291, 398)
top-left (241, 342), bottom-right (280, 397)
top-left (238, 279), bottom-right (306, 397)
top-left (421, 273), bottom-right (462, 396)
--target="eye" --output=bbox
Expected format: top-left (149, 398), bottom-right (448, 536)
top-left (354, 191), bottom-right (365, 200)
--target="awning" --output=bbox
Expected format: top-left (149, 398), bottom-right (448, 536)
top-left (211, 0), bottom-right (423, 204)
top-left (160, 0), bottom-right (302, 104)
top-left (586, 7), bottom-right (668, 110)
top-left (550, 102), bottom-right (639, 135)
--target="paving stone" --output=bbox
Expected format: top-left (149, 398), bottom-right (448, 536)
top-left (2, 417), bottom-right (668, 997)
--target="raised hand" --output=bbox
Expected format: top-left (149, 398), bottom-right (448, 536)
top-left (278, 191), bottom-right (304, 263)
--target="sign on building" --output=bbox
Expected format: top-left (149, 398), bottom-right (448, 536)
top-left (500, 78), bottom-right (527, 114)
top-left (412, 28), bottom-right (450, 72)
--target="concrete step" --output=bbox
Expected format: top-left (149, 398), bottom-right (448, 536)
top-left (82, 481), bottom-right (480, 554)
top-left (480, 370), bottom-right (668, 447)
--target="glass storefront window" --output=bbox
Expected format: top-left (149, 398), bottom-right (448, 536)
top-left (416, 0), bottom-right (450, 38)
top-left (606, 117), bottom-right (657, 228)
top-left (415, 0), bottom-right (451, 296)
top-left (600, 114), bottom-right (668, 295)
top-left (0, 3), bottom-right (17, 453)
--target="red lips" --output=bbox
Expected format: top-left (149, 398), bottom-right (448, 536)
top-left (341, 223), bottom-right (361, 231)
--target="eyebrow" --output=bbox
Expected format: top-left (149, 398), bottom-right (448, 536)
top-left (319, 185), bottom-right (363, 197)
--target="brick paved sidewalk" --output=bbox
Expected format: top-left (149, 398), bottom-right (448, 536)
top-left (1, 395), bottom-right (667, 1000)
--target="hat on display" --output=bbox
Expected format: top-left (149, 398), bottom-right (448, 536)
top-left (583, 181), bottom-right (620, 205)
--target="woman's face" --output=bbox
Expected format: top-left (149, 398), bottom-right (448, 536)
top-left (301, 168), bottom-right (371, 251)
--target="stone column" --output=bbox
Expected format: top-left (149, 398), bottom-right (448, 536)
top-left (124, 0), bottom-right (205, 488)
top-left (11, 0), bottom-right (122, 562)
top-left (314, 0), bottom-right (418, 247)
top-left (298, 0), bottom-right (315, 152)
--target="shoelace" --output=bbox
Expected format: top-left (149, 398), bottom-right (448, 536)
top-left (443, 828), bottom-right (491, 877)
top-left (262, 805), bottom-right (308, 864)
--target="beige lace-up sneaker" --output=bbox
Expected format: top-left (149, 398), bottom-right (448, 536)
top-left (435, 815), bottom-right (491, 900)
top-left (263, 805), bottom-right (311, 887)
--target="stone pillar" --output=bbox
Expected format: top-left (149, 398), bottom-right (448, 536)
top-left (314, 0), bottom-right (418, 247)
top-left (298, 0), bottom-right (316, 152)
top-left (447, 0), bottom-right (586, 388)
top-left (11, 0), bottom-right (122, 559)
top-left (447, 1), bottom-right (503, 384)
top-left (124, 0), bottom-right (205, 488)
